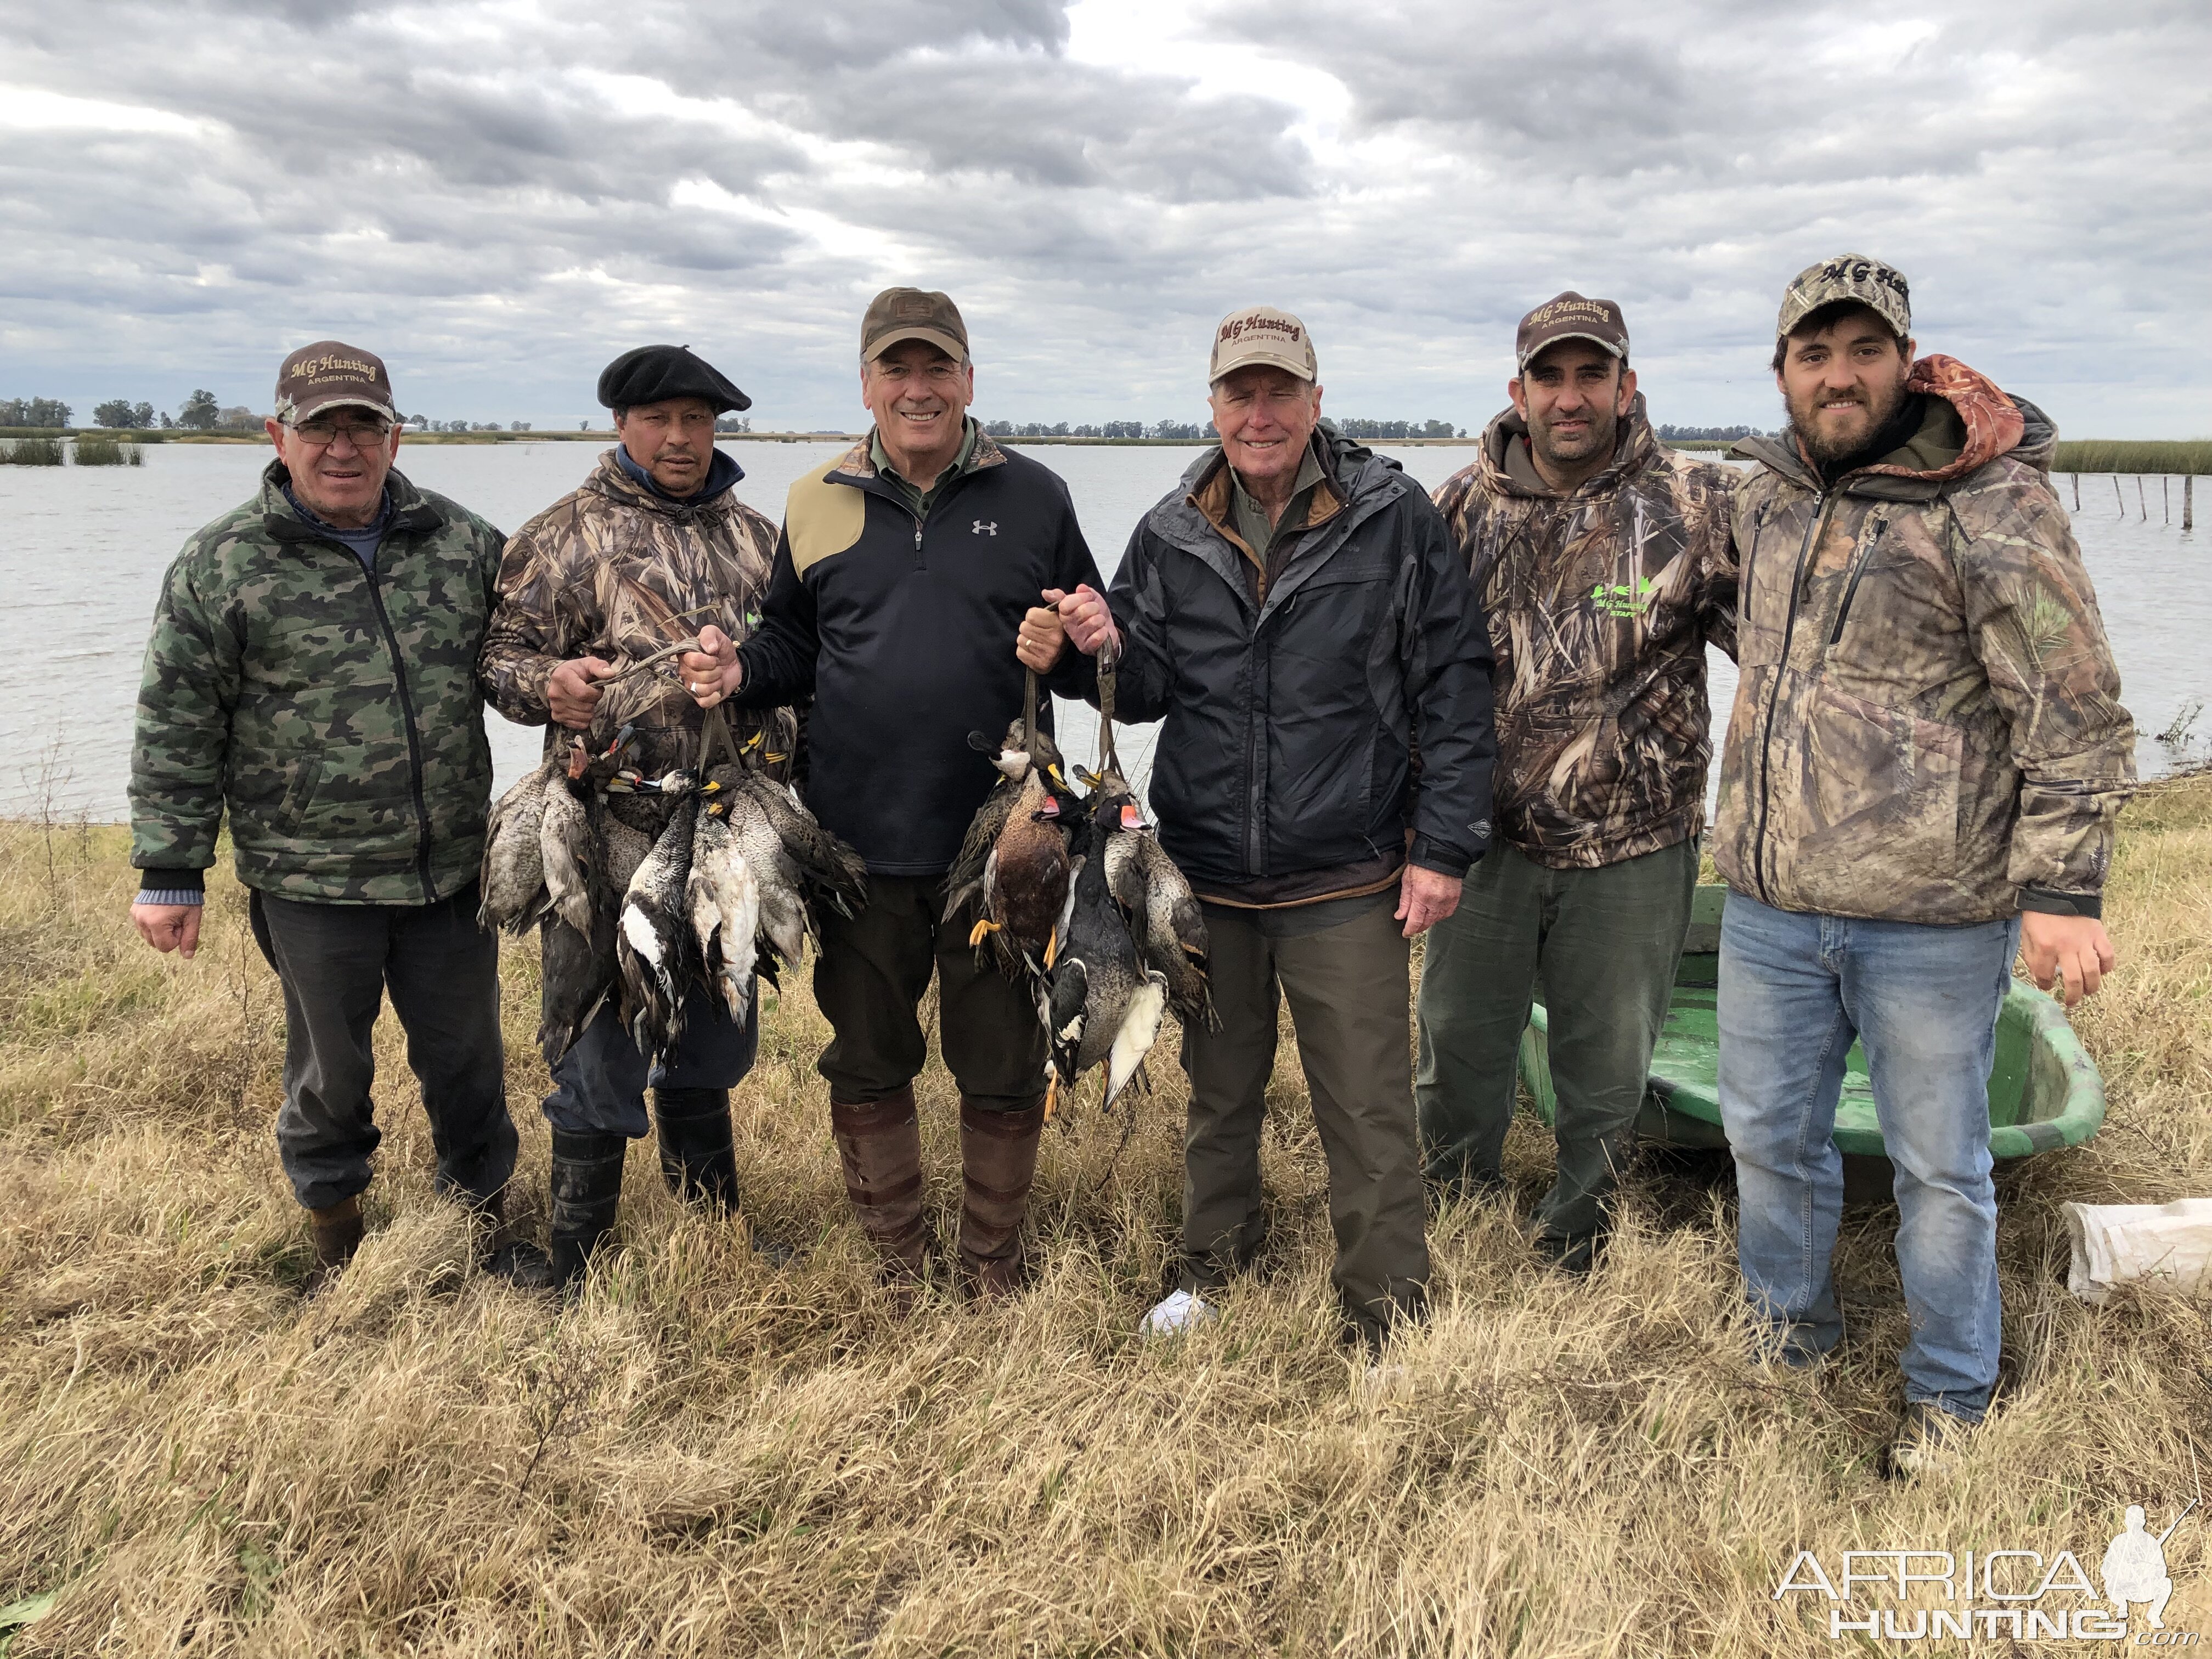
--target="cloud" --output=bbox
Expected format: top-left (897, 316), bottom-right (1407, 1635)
top-left (0, 0), bottom-right (2204, 435)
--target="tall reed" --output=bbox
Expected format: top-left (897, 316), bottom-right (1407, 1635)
top-left (71, 436), bottom-right (143, 467)
top-left (0, 437), bottom-right (64, 465)
top-left (2050, 439), bottom-right (2212, 475)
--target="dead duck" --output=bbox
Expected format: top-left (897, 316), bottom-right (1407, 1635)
top-left (1097, 792), bottom-right (1216, 1031)
top-left (943, 718), bottom-right (1070, 927)
top-left (972, 757), bottom-right (1077, 978)
top-left (1043, 794), bottom-right (1169, 1113)
top-left (718, 783), bottom-right (808, 976)
top-left (716, 766), bottom-right (868, 930)
top-left (537, 907), bottom-right (616, 1067)
top-left (539, 771), bottom-right (594, 936)
top-left (479, 758), bottom-right (556, 932)
top-left (686, 801), bottom-right (761, 1018)
top-left (616, 787), bottom-right (698, 1062)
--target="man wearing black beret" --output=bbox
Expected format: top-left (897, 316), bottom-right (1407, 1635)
top-left (478, 343), bottom-right (795, 1293)
top-left (681, 289), bottom-right (1105, 1299)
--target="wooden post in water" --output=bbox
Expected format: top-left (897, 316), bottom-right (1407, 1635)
top-left (2114, 475), bottom-right (2124, 515)
top-left (2165, 475), bottom-right (2171, 525)
top-left (2137, 476), bottom-right (2147, 520)
top-left (2186, 475), bottom-right (2196, 533)
top-left (2072, 472), bottom-right (2081, 509)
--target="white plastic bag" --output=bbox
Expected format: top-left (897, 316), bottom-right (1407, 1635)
top-left (2064, 1199), bottom-right (2212, 1304)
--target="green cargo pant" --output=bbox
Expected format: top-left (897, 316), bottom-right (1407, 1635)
top-left (1414, 837), bottom-right (1697, 1245)
top-left (1180, 890), bottom-right (1429, 1345)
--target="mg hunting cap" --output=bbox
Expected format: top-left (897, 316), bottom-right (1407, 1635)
top-left (1515, 292), bottom-right (1629, 372)
top-left (275, 341), bottom-right (397, 424)
top-left (596, 343), bottom-right (751, 413)
top-left (1777, 253), bottom-right (1912, 342)
top-left (861, 287), bottom-right (969, 364)
top-left (1209, 304), bottom-right (1317, 384)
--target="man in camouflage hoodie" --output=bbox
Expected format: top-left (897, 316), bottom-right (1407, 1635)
top-left (1715, 256), bottom-right (2132, 1477)
top-left (129, 342), bottom-right (517, 1290)
top-left (478, 345), bottom-right (796, 1293)
top-left (1419, 294), bottom-right (1738, 1272)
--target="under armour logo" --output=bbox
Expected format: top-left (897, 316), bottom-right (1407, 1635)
top-left (972, 520), bottom-right (998, 537)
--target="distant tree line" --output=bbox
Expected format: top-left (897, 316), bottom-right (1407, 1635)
top-left (1656, 423), bottom-right (1773, 441)
top-left (3, 390), bottom-right (263, 431)
top-left (415, 419), bottom-right (533, 433)
top-left (978, 417), bottom-right (1470, 441)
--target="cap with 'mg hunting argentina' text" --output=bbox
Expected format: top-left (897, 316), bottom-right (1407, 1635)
top-left (1209, 305), bottom-right (1317, 384)
top-left (1776, 254), bottom-right (1912, 342)
top-left (274, 341), bottom-right (397, 424)
top-left (1515, 292), bottom-right (1629, 372)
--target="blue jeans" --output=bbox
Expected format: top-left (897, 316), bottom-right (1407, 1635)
top-left (542, 984), bottom-right (758, 1139)
top-left (1717, 890), bottom-right (2020, 1421)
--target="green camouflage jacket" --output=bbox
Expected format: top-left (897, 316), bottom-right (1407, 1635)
top-left (478, 448), bottom-right (795, 781)
top-left (1434, 396), bottom-right (1738, 868)
top-left (1714, 355), bottom-right (2135, 923)
top-left (129, 461), bottom-right (507, 904)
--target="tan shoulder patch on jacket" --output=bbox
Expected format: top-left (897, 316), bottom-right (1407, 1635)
top-left (785, 466), bottom-right (867, 576)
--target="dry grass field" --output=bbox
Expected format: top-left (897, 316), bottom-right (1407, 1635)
top-left (2, 778), bottom-right (2209, 1656)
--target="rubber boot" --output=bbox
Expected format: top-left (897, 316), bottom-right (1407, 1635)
top-left (830, 1087), bottom-right (929, 1280)
top-left (499, 1132), bottom-right (625, 1297)
top-left (302, 1193), bottom-right (365, 1296)
top-left (957, 1095), bottom-right (1046, 1298)
top-left (653, 1087), bottom-right (738, 1208)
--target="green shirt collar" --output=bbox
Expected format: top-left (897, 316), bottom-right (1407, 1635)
top-left (1228, 438), bottom-right (1328, 563)
top-left (869, 417), bottom-right (979, 518)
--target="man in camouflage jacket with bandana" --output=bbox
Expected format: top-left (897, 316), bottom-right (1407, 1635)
top-left (129, 341), bottom-right (517, 1290)
top-left (1418, 294), bottom-right (1737, 1272)
top-left (1715, 256), bottom-right (2132, 1477)
top-left (478, 345), bottom-right (795, 1291)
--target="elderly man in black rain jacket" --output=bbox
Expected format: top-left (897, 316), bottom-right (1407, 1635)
top-left (1056, 306), bottom-right (1497, 1351)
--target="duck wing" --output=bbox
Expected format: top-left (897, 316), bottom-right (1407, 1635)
top-left (725, 770), bottom-right (869, 924)
top-left (480, 760), bottom-right (554, 932)
top-left (944, 776), bottom-right (1019, 924)
top-left (537, 909), bottom-right (614, 1068)
top-left (539, 777), bottom-right (594, 936)
top-left (615, 795), bottom-right (697, 1063)
top-left (686, 805), bottom-right (760, 1018)
top-left (722, 788), bottom-right (808, 966)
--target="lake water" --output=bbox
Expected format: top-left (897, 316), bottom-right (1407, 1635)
top-left (1, 439), bottom-right (2199, 820)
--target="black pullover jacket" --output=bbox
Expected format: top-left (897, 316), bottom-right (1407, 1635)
top-left (733, 427), bottom-right (1102, 876)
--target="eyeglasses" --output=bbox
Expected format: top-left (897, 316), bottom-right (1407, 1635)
top-left (288, 417), bottom-right (392, 448)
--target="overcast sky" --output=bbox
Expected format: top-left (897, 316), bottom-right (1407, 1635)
top-left (3, 0), bottom-right (2206, 437)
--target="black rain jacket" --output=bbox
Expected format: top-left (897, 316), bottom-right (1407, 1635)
top-left (1103, 430), bottom-right (1496, 893)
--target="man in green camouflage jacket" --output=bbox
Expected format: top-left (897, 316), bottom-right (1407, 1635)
top-left (129, 341), bottom-right (516, 1290)
top-left (1714, 256), bottom-right (2134, 1479)
top-left (1418, 294), bottom-right (1738, 1272)
top-left (478, 343), bottom-right (795, 1293)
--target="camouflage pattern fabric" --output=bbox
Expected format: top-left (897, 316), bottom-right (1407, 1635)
top-left (1432, 396), bottom-right (1738, 870)
top-left (1714, 355), bottom-right (2135, 924)
top-left (479, 449), bottom-right (796, 781)
top-left (129, 461), bottom-right (507, 904)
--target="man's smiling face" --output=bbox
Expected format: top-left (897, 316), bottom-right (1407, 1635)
top-left (1208, 364), bottom-right (1322, 492)
top-left (863, 338), bottom-right (973, 466)
top-left (1778, 305), bottom-right (1915, 467)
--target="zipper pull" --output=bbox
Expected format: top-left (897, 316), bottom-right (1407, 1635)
top-left (914, 523), bottom-right (923, 551)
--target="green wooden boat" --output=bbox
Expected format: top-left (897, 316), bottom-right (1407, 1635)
top-left (1515, 886), bottom-right (2106, 1162)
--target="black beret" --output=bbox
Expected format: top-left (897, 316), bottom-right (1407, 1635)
top-left (595, 343), bottom-right (752, 414)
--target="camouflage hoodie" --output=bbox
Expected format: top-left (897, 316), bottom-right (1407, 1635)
top-left (129, 461), bottom-right (506, 904)
top-left (1714, 356), bottom-right (2134, 923)
top-left (1434, 396), bottom-right (1738, 868)
top-left (478, 448), bottom-right (796, 781)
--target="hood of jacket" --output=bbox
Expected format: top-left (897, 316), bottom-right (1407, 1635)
top-left (1733, 356), bottom-right (2053, 495)
top-left (1475, 392), bottom-right (1661, 501)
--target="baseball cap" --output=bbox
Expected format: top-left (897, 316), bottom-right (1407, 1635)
top-left (1776, 253), bottom-right (1912, 342)
top-left (274, 341), bottom-right (397, 425)
top-left (861, 288), bottom-right (969, 364)
top-left (1515, 292), bottom-right (1629, 373)
top-left (1209, 305), bottom-right (1317, 384)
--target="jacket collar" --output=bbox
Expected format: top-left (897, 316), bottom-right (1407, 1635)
top-left (1733, 355), bottom-right (2038, 499)
top-left (582, 445), bottom-right (742, 520)
top-left (258, 459), bottom-right (440, 544)
top-left (613, 441), bottom-right (744, 505)
top-left (831, 418), bottom-right (1006, 489)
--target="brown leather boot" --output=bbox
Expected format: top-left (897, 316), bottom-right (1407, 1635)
top-left (303, 1193), bottom-right (365, 1296)
top-left (958, 1095), bottom-right (1046, 1298)
top-left (830, 1088), bottom-right (929, 1280)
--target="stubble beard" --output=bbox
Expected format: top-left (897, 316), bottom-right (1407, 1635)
top-left (1790, 374), bottom-right (1909, 467)
top-left (1532, 405), bottom-right (1617, 472)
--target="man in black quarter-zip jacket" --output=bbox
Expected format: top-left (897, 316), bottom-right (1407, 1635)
top-left (684, 287), bottom-right (1104, 1298)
